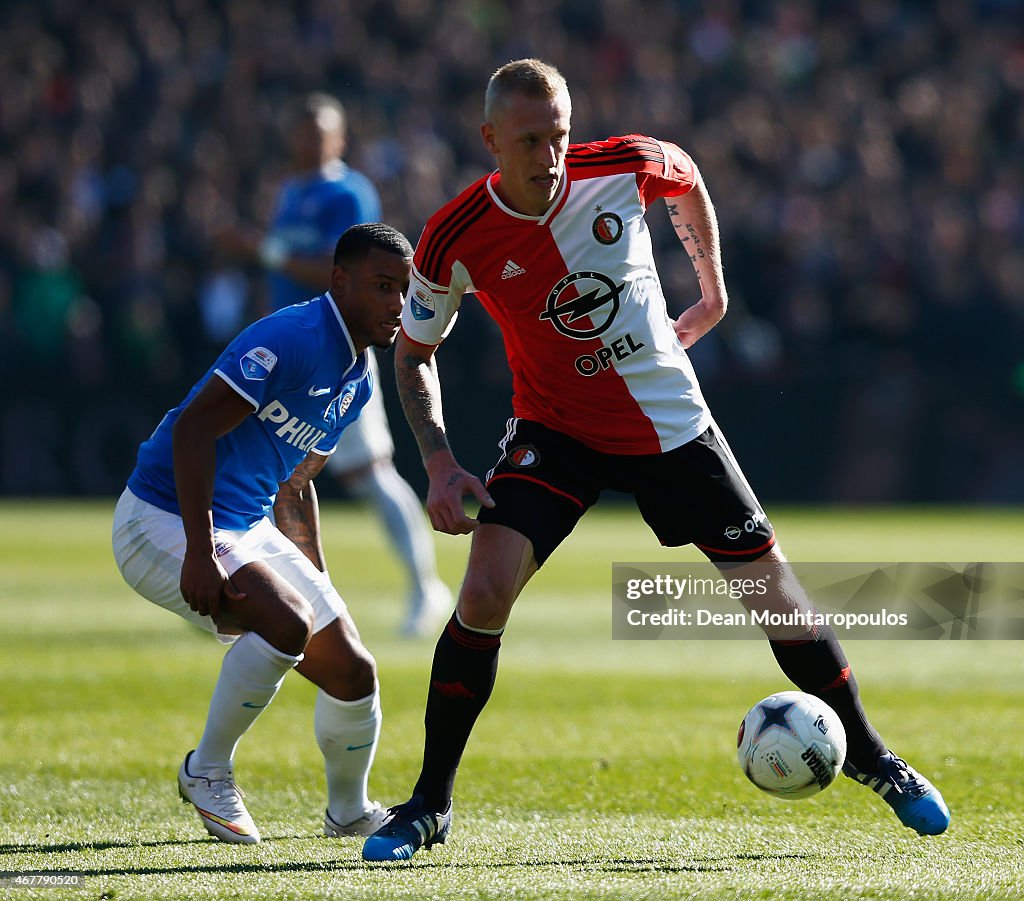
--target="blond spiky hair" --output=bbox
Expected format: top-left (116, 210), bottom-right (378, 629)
top-left (484, 58), bottom-right (570, 121)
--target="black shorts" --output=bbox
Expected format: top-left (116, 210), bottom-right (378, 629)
top-left (477, 419), bottom-right (775, 566)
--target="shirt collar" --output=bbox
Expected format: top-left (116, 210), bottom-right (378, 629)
top-left (486, 170), bottom-right (568, 226)
top-left (325, 291), bottom-right (366, 380)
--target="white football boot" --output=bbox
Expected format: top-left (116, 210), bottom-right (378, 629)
top-left (177, 751), bottom-right (260, 844)
top-left (324, 801), bottom-right (388, 837)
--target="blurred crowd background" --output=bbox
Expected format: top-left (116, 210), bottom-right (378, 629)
top-left (2, 0), bottom-right (1022, 502)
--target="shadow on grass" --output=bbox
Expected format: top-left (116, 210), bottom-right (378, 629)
top-left (10, 856), bottom-right (773, 879)
top-left (0, 837), bottom-right (292, 855)
top-left (733, 852), bottom-right (815, 861)
top-left (0, 839), bottom-right (817, 878)
top-left (587, 859), bottom-right (732, 874)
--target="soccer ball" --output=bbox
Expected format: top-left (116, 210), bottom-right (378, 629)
top-left (736, 690), bottom-right (847, 800)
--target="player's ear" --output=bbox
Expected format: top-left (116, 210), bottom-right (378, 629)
top-left (329, 263), bottom-right (349, 297)
top-left (481, 122), bottom-right (498, 155)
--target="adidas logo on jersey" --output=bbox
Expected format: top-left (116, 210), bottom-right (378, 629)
top-left (501, 259), bottom-right (526, 280)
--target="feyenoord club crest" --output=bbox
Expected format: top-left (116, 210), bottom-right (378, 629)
top-left (592, 211), bottom-right (623, 245)
top-left (508, 445), bottom-right (539, 468)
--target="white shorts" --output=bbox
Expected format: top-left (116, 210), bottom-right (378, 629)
top-left (326, 351), bottom-right (395, 474)
top-left (112, 488), bottom-right (347, 643)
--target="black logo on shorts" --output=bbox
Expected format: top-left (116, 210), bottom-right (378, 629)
top-left (540, 271), bottom-right (624, 340)
top-left (508, 445), bottom-right (539, 468)
top-left (593, 211), bottom-right (623, 245)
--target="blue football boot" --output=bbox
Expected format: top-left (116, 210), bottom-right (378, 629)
top-left (844, 750), bottom-right (950, 835)
top-left (362, 795), bottom-right (453, 861)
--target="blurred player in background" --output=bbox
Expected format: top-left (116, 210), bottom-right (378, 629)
top-left (218, 92), bottom-right (451, 637)
top-left (113, 223), bottom-right (413, 844)
top-left (362, 59), bottom-right (950, 861)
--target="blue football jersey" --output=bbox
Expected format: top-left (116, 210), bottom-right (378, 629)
top-left (128, 293), bottom-right (371, 530)
top-left (267, 161), bottom-right (381, 310)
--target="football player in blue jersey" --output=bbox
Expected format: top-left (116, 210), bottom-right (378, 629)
top-left (218, 93), bottom-right (452, 638)
top-left (113, 223), bottom-right (412, 844)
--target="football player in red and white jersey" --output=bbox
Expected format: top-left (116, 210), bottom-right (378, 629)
top-left (362, 59), bottom-right (948, 862)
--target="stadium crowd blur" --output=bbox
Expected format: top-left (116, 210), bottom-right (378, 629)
top-left (3, 0), bottom-right (1022, 502)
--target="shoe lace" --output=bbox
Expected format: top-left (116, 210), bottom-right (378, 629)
top-left (202, 770), bottom-right (245, 803)
top-left (376, 798), bottom-right (431, 839)
top-left (886, 756), bottom-right (927, 799)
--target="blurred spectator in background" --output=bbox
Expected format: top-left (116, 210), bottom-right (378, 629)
top-left (216, 91), bottom-right (452, 637)
top-left (2, 0), bottom-right (1022, 503)
top-left (215, 94), bottom-right (380, 314)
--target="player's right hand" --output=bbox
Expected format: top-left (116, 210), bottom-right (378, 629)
top-left (425, 453), bottom-right (495, 535)
top-left (180, 549), bottom-right (247, 620)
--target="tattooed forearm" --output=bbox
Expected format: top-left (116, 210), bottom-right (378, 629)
top-left (274, 459), bottom-right (326, 570)
top-left (685, 222), bottom-right (705, 260)
top-left (666, 180), bottom-right (725, 298)
top-left (666, 203), bottom-right (703, 274)
top-left (396, 350), bottom-right (451, 461)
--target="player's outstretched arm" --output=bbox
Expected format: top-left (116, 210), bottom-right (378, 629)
top-left (394, 331), bottom-right (494, 535)
top-left (172, 377), bottom-right (253, 619)
top-left (666, 167), bottom-right (729, 349)
top-left (274, 451), bottom-right (330, 571)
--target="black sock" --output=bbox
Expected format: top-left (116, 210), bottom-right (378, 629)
top-left (413, 613), bottom-right (502, 810)
top-left (768, 623), bottom-right (886, 770)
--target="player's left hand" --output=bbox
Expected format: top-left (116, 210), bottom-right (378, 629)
top-left (673, 294), bottom-right (726, 349)
top-left (180, 548), bottom-right (247, 620)
top-left (425, 450), bottom-right (495, 535)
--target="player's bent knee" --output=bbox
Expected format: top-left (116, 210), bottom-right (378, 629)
top-left (350, 651), bottom-right (377, 691)
top-left (326, 648), bottom-right (376, 699)
top-left (265, 598), bottom-right (315, 657)
top-left (457, 577), bottom-right (514, 630)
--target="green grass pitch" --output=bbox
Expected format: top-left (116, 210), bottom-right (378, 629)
top-left (1, 501), bottom-right (1022, 900)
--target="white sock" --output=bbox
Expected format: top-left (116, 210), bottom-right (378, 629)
top-left (192, 632), bottom-right (302, 773)
top-left (315, 684), bottom-right (382, 824)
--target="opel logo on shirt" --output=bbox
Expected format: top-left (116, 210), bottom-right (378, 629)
top-left (539, 270), bottom-right (624, 340)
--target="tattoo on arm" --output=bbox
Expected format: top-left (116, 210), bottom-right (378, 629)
top-left (668, 194), bottom-right (721, 289)
top-left (396, 351), bottom-right (451, 460)
top-left (667, 203), bottom-right (700, 275)
top-left (274, 456), bottom-right (326, 570)
top-left (666, 182), bottom-right (727, 318)
top-left (685, 222), bottom-right (705, 260)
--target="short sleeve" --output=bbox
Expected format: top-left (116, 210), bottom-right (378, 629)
top-left (401, 253), bottom-right (469, 347)
top-left (636, 139), bottom-right (697, 206)
top-left (213, 315), bottom-right (309, 411)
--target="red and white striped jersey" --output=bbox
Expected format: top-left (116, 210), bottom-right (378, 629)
top-left (403, 135), bottom-right (712, 455)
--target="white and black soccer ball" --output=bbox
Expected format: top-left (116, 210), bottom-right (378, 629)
top-left (736, 690), bottom-right (847, 800)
